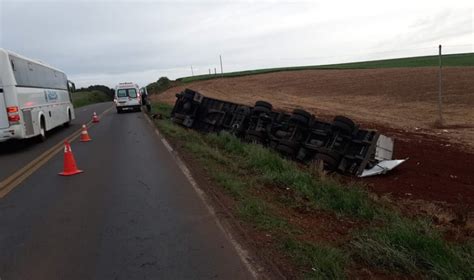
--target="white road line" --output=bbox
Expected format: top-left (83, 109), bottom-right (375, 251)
top-left (143, 112), bottom-right (260, 280)
top-left (161, 138), bottom-right (173, 152)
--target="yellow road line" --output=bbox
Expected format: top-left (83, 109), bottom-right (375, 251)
top-left (0, 106), bottom-right (113, 198)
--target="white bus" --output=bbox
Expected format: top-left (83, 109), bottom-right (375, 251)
top-left (0, 48), bottom-right (75, 142)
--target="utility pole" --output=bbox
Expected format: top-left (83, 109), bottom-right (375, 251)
top-left (214, 68), bottom-right (217, 75)
top-left (191, 66), bottom-right (194, 76)
top-left (219, 55), bottom-right (223, 77)
top-left (209, 69), bottom-right (211, 75)
top-left (437, 45), bottom-right (443, 126)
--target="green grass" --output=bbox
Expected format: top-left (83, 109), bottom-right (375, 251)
top-left (351, 216), bottom-right (474, 279)
top-left (205, 132), bottom-right (382, 220)
top-left (238, 198), bottom-right (290, 232)
top-left (282, 238), bottom-right (347, 279)
top-left (71, 90), bottom-right (112, 108)
top-left (149, 102), bottom-right (474, 279)
top-left (178, 52), bottom-right (474, 83)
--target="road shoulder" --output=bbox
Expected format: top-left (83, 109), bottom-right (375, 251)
top-left (143, 112), bottom-right (283, 280)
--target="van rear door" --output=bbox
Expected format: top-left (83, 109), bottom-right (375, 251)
top-left (0, 89), bottom-right (9, 129)
top-left (116, 89), bottom-right (129, 104)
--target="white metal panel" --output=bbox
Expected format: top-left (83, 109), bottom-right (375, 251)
top-left (374, 134), bottom-right (394, 160)
top-left (0, 91), bottom-right (8, 129)
top-left (359, 159), bottom-right (407, 177)
top-left (16, 85), bottom-right (71, 131)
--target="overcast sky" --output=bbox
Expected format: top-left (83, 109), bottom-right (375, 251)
top-left (1, 0), bottom-right (473, 88)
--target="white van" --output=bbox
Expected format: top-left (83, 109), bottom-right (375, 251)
top-left (114, 82), bottom-right (141, 113)
top-left (0, 48), bottom-right (75, 142)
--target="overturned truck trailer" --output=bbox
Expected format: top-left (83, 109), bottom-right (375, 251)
top-left (170, 89), bottom-right (405, 177)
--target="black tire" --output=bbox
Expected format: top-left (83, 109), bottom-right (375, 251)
top-left (255, 101), bottom-right (272, 110)
top-left (136, 106), bottom-right (141, 112)
top-left (333, 116), bottom-right (355, 134)
top-left (182, 101), bottom-right (193, 113)
top-left (117, 107), bottom-right (122, 114)
top-left (290, 114), bottom-right (309, 126)
top-left (315, 152), bottom-right (339, 171)
top-left (37, 118), bottom-right (46, 143)
top-left (63, 110), bottom-right (72, 127)
top-left (182, 88), bottom-right (196, 100)
top-left (252, 106), bottom-right (270, 114)
top-left (293, 109), bottom-right (311, 119)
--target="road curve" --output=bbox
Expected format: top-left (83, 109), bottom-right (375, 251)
top-left (0, 105), bottom-right (253, 279)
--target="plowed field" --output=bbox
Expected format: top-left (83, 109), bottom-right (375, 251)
top-left (154, 67), bottom-right (474, 218)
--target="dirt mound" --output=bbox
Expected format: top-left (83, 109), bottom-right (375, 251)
top-left (154, 67), bottom-right (474, 209)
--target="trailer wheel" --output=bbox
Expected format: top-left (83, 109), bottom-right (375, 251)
top-left (290, 114), bottom-right (309, 126)
top-left (333, 116), bottom-right (355, 134)
top-left (315, 152), bottom-right (339, 171)
top-left (255, 101), bottom-right (272, 110)
top-left (289, 109), bottom-right (311, 125)
top-left (182, 101), bottom-right (193, 113)
top-left (292, 109), bottom-right (311, 119)
top-left (183, 89), bottom-right (195, 99)
top-left (252, 106), bottom-right (270, 114)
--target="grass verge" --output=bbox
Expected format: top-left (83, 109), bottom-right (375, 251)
top-left (150, 102), bottom-right (474, 279)
top-left (71, 90), bottom-right (112, 108)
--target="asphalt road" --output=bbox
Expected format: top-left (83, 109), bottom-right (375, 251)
top-left (0, 103), bottom-right (253, 280)
top-left (0, 102), bottom-right (112, 183)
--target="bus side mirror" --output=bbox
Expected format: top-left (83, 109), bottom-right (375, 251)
top-left (68, 81), bottom-right (76, 93)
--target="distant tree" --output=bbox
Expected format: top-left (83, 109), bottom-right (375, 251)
top-left (76, 85), bottom-right (114, 97)
top-left (147, 77), bottom-right (176, 94)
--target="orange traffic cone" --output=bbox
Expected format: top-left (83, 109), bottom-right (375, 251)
top-left (92, 112), bottom-right (100, 123)
top-left (80, 125), bottom-right (92, 142)
top-left (59, 141), bottom-right (83, 176)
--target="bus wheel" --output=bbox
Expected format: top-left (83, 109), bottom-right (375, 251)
top-left (64, 110), bottom-right (72, 127)
top-left (37, 118), bottom-right (47, 143)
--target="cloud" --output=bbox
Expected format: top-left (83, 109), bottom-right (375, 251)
top-left (1, 0), bottom-right (472, 87)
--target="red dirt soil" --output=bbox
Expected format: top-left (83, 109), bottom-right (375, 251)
top-left (361, 125), bottom-right (474, 206)
top-left (154, 67), bottom-right (474, 211)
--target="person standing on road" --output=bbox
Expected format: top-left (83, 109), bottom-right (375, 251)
top-left (140, 87), bottom-right (151, 112)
